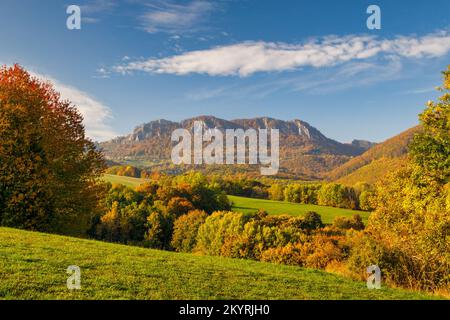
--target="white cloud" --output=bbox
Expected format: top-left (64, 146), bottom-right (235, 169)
top-left (114, 31), bottom-right (450, 77)
top-left (79, 0), bottom-right (118, 23)
top-left (140, 0), bottom-right (215, 34)
top-left (31, 72), bottom-right (117, 142)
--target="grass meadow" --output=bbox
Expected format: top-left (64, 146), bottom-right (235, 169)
top-left (228, 195), bottom-right (369, 224)
top-left (0, 227), bottom-right (437, 300)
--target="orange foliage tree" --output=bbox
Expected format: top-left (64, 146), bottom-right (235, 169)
top-left (0, 65), bottom-right (105, 235)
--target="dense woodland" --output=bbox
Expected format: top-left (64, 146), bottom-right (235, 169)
top-left (1, 65), bottom-right (449, 294)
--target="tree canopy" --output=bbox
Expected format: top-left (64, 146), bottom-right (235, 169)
top-left (0, 65), bottom-right (106, 235)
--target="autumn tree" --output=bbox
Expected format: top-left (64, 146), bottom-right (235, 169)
top-left (0, 65), bottom-right (105, 235)
top-left (409, 66), bottom-right (450, 183)
top-left (268, 183), bottom-right (284, 201)
top-left (145, 210), bottom-right (174, 250)
top-left (166, 196), bottom-right (195, 217)
top-left (171, 209), bottom-right (208, 252)
top-left (352, 66), bottom-right (450, 291)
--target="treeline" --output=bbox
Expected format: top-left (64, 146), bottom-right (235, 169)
top-left (269, 182), bottom-right (374, 211)
top-left (209, 175), bottom-right (375, 211)
top-left (106, 167), bottom-right (375, 211)
top-left (93, 174), bottom-right (367, 274)
top-left (106, 165), bottom-right (154, 178)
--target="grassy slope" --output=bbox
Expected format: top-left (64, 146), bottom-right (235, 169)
top-left (103, 174), bottom-right (146, 188)
top-left (0, 227), bottom-right (435, 300)
top-left (336, 157), bottom-right (406, 186)
top-left (229, 195), bottom-right (369, 224)
top-left (328, 126), bottom-right (420, 183)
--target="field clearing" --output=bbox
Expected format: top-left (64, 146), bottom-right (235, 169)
top-left (229, 195), bottom-right (370, 224)
top-left (102, 174), bottom-right (146, 188)
top-left (0, 227), bottom-right (436, 300)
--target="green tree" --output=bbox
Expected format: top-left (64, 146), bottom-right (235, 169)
top-left (317, 183), bottom-right (358, 209)
top-left (268, 184), bottom-right (284, 201)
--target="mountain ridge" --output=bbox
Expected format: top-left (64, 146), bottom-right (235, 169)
top-left (100, 115), bottom-right (375, 179)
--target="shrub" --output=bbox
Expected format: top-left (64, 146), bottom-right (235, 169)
top-left (268, 184), bottom-right (285, 201)
top-left (332, 214), bottom-right (365, 231)
top-left (304, 235), bottom-right (345, 269)
top-left (171, 210), bottom-right (208, 252)
top-left (359, 190), bottom-right (376, 211)
top-left (194, 211), bottom-right (250, 256)
top-left (261, 233), bottom-right (345, 269)
top-left (260, 243), bottom-right (305, 266)
top-left (300, 211), bottom-right (324, 231)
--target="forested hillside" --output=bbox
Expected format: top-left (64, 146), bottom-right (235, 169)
top-left (327, 126), bottom-right (421, 183)
top-left (100, 116), bottom-right (373, 179)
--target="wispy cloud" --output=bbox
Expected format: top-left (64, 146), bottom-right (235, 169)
top-left (185, 85), bottom-right (233, 101)
top-left (94, 67), bottom-right (112, 79)
top-left (80, 0), bottom-right (118, 14)
top-left (82, 17), bottom-right (101, 24)
top-left (185, 59), bottom-right (405, 101)
top-left (31, 72), bottom-right (117, 141)
top-left (140, 0), bottom-right (216, 34)
top-left (114, 31), bottom-right (450, 77)
top-left (401, 87), bottom-right (437, 95)
top-left (80, 0), bottom-right (118, 23)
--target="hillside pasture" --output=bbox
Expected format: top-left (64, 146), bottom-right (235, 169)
top-left (229, 195), bottom-right (369, 224)
top-left (0, 227), bottom-right (435, 300)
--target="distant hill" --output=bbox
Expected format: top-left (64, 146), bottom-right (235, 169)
top-left (328, 126), bottom-right (422, 185)
top-left (100, 116), bottom-right (373, 179)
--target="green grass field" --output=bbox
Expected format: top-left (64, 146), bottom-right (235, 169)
top-left (229, 195), bottom-right (369, 224)
top-left (102, 174), bottom-right (146, 188)
top-left (0, 227), bottom-right (436, 300)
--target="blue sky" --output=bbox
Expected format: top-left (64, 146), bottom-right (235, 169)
top-left (0, 0), bottom-right (449, 142)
